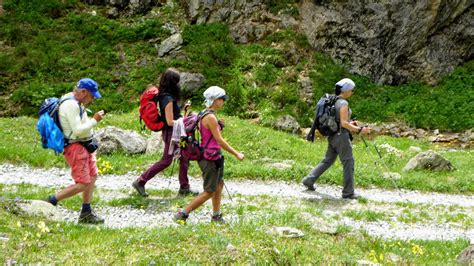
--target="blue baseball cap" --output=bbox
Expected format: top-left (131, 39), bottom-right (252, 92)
top-left (77, 78), bottom-right (101, 99)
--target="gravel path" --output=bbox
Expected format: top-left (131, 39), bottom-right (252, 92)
top-left (1, 163), bottom-right (473, 242)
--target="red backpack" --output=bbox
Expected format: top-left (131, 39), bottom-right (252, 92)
top-left (139, 85), bottom-right (165, 131)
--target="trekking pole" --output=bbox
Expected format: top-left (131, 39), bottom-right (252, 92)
top-left (167, 158), bottom-right (177, 191)
top-left (223, 180), bottom-right (233, 202)
top-left (360, 134), bottom-right (403, 197)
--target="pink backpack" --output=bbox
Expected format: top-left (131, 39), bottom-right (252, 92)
top-left (180, 111), bottom-right (212, 161)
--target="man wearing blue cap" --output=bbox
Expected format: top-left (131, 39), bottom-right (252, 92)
top-left (302, 78), bottom-right (371, 199)
top-left (44, 78), bottom-right (106, 224)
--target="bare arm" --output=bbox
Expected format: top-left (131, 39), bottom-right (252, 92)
top-left (203, 114), bottom-right (244, 160)
top-left (340, 105), bottom-right (371, 134)
top-left (165, 102), bottom-right (174, 127)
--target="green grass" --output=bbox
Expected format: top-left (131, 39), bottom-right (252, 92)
top-left (1, 112), bottom-right (473, 194)
top-left (344, 210), bottom-right (389, 222)
top-left (0, 189), bottom-right (471, 264)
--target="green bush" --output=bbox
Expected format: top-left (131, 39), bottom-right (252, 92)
top-left (0, 1), bottom-right (472, 131)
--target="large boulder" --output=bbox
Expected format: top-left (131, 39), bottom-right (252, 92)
top-left (158, 33), bottom-right (183, 57)
top-left (145, 131), bottom-right (164, 155)
top-left (403, 150), bottom-right (454, 171)
top-left (96, 126), bottom-right (147, 154)
top-left (179, 72), bottom-right (206, 97)
top-left (17, 200), bottom-right (63, 221)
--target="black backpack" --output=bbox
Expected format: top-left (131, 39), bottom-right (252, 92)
top-left (306, 94), bottom-right (341, 141)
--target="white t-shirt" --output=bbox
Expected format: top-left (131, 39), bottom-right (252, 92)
top-left (58, 93), bottom-right (97, 141)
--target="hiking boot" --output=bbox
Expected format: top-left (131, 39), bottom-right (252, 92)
top-left (342, 193), bottom-right (361, 200)
top-left (174, 211), bottom-right (189, 224)
top-left (211, 214), bottom-right (225, 224)
top-left (78, 210), bottom-right (104, 224)
top-left (132, 179), bottom-right (149, 197)
top-left (178, 188), bottom-right (199, 196)
top-left (42, 196), bottom-right (57, 206)
top-left (301, 177), bottom-right (315, 191)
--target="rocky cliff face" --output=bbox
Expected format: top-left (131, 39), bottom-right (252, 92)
top-left (88, 0), bottom-right (473, 85)
top-left (298, 0), bottom-right (473, 85)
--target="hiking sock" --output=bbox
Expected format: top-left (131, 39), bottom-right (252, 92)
top-left (213, 211), bottom-right (221, 217)
top-left (48, 195), bottom-right (58, 206)
top-left (81, 203), bottom-right (91, 213)
top-left (181, 210), bottom-right (189, 216)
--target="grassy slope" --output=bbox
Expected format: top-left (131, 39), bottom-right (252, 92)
top-left (0, 0), bottom-right (473, 131)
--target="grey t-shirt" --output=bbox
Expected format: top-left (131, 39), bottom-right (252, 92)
top-left (335, 98), bottom-right (351, 133)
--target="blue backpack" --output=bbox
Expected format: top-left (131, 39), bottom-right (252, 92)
top-left (37, 97), bottom-right (82, 154)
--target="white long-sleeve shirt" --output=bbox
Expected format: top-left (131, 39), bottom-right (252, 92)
top-left (58, 93), bottom-right (97, 141)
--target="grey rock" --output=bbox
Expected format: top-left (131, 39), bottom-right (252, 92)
top-left (382, 172), bottom-right (401, 180)
top-left (17, 200), bottom-right (63, 221)
top-left (403, 150), bottom-right (454, 172)
top-left (274, 115), bottom-right (300, 134)
top-left (145, 131), bottom-right (164, 155)
top-left (106, 7), bottom-right (120, 18)
top-left (457, 245), bottom-right (474, 264)
top-left (356, 260), bottom-right (380, 266)
top-left (385, 253), bottom-right (402, 263)
top-left (158, 33), bottom-right (183, 57)
top-left (267, 161), bottom-right (293, 170)
top-left (408, 146), bottom-right (422, 153)
top-left (96, 126), bottom-right (147, 154)
top-left (268, 226), bottom-right (304, 238)
top-left (299, 1), bottom-right (472, 85)
top-left (298, 74), bottom-right (313, 103)
top-left (162, 22), bottom-right (179, 34)
top-left (179, 72), bottom-right (206, 97)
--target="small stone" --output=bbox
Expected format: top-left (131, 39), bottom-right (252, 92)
top-left (268, 226), bottom-right (304, 238)
top-left (382, 172), bottom-right (401, 180)
top-left (226, 243), bottom-right (237, 253)
top-left (409, 146), bottom-right (422, 153)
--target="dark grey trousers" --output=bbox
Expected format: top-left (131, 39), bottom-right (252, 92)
top-left (305, 130), bottom-right (355, 197)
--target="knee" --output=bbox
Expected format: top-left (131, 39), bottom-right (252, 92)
top-left (322, 157), bottom-right (336, 164)
top-left (341, 158), bottom-right (354, 167)
top-left (76, 183), bottom-right (88, 192)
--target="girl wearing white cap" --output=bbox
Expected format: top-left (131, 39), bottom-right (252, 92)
top-left (302, 78), bottom-right (371, 199)
top-left (175, 86), bottom-right (244, 223)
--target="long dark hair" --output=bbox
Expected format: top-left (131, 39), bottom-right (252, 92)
top-left (335, 85), bottom-right (342, 95)
top-left (158, 68), bottom-right (181, 101)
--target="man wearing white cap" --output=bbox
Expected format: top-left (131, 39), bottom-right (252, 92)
top-left (174, 86), bottom-right (244, 224)
top-left (302, 78), bottom-right (371, 199)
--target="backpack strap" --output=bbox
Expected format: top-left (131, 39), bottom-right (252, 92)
top-left (59, 96), bottom-right (83, 118)
top-left (58, 96), bottom-right (84, 143)
top-left (198, 110), bottom-right (216, 149)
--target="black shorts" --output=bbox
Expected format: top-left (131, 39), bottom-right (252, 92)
top-left (198, 157), bottom-right (224, 192)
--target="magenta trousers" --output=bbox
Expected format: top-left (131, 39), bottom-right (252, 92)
top-left (139, 127), bottom-right (190, 189)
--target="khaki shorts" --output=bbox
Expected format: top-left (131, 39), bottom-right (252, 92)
top-left (198, 157), bottom-right (224, 192)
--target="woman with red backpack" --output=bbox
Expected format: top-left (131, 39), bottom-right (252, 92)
top-left (174, 86), bottom-right (245, 224)
top-left (132, 68), bottom-right (198, 197)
